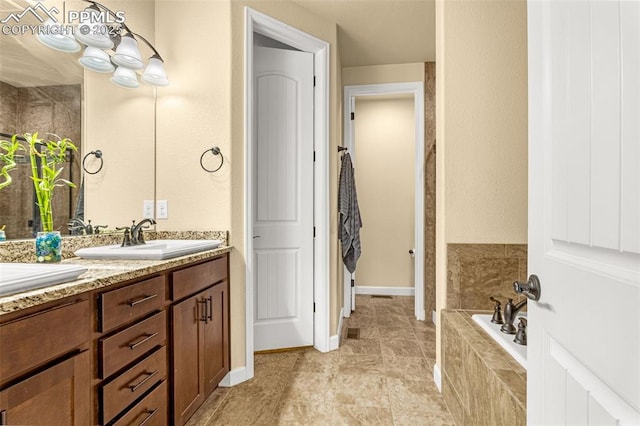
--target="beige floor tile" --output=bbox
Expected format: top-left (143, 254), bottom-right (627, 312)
top-left (380, 338), bottom-right (424, 358)
top-left (332, 405), bottom-right (394, 425)
top-left (293, 349), bottom-right (340, 373)
top-left (378, 325), bottom-right (417, 340)
top-left (334, 374), bottom-right (390, 407)
top-left (280, 371), bottom-right (336, 403)
top-left (382, 356), bottom-right (431, 381)
top-left (189, 296), bottom-right (452, 426)
top-left (387, 378), bottom-right (450, 414)
top-left (392, 409), bottom-right (457, 426)
top-left (273, 400), bottom-right (336, 425)
top-left (338, 354), bottom-right (386, 375)
top-left (339, 337), bottom-right (382, 355)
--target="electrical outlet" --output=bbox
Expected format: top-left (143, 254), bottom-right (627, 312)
top-left (143, 200), bottom-right (154, 219)
top-left (157, 200), bottom-right (168, 219)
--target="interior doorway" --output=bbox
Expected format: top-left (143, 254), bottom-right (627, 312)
top-left (343, 83), bottom-right (425, 321)
top-left (242, 7), bottom-right (330, 384)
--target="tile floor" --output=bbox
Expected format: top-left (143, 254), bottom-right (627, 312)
top-left (186, 295), bottom-right (455, 425)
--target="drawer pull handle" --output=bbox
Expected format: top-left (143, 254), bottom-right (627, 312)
top-left (207, 296), bottom-right (213, 321)
top-left (127, 294), bottom-right (158, 307)
top-left (128, 369), bottom-right (159, 392)
top-left (138, 408), bottom-right (158, 426)
top-left (0, 410), bottom-right (7, 425)
top-left (127, 332), bottom-right (159, 350)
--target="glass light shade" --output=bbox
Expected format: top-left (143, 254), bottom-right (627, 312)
top-left (110, 66), bottom-right (139, 88)
top-left (78, 46), bottom-right (114, 73)
top-left (37, 19), bottom-right (80, 53)
top-left (74, 7), bottom-right (114, 50)
top-left (142, 57), bottom-right (169, 87)
top-left (111, 34), bottom-right (143, 70)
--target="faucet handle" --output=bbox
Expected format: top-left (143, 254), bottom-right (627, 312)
top-left (489, 297), bottom-right (504, 324)
top-left (514, 317), bottom-right (527, 345)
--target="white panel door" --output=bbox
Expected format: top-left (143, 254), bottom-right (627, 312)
top-left (253, 46), bottom-right (314, 351)
top-left (528, 1), bottom-right (640, 424)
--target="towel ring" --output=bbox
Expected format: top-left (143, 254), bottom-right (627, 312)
top-left (82, 150), bottom-right (103, 175)
top-left (200, 147), bottom-right (224, 173)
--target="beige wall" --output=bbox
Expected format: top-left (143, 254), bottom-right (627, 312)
top-left (342, 63), bottom-right (424, 86)
top-left (435, 0), bottom-right (528, 366)
top-left (84, 1), bottom-right (156, 228)
top-left (354, 96), bottom-right (415, 288)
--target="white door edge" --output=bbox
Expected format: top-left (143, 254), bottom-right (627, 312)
top-left (244, 7), bottom-right (332, 383)
top-left (342, 82), bottom-right (426, 321)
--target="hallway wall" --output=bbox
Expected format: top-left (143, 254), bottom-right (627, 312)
top-left (353, 95), bottom-right (415, 289)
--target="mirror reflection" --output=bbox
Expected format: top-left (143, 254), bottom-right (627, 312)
top-left (0, 0), bottom-right (157, 240)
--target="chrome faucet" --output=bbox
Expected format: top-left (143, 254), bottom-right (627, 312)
top-left (130, 219), bottom-right (156, 245)
top-left (500, 298), bottom-right (527, 334)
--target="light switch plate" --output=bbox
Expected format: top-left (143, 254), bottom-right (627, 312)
top-left (143, 200), bottom-right (154, 219)
top-left (157, 200), bottom-right (168, 219)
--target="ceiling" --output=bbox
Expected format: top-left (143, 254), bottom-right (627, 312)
top-left (0, 0), bottom-right (84, 87)
top-left (0, 0), bottom-right (435, 87)
top-left (293, 0), bottom-right (435, 67)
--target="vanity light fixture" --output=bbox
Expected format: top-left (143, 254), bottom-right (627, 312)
top-left (37, 19), bottom-right (81, 53)
top-left (37, 0), bottom-right (169, 89)
top-left (78, 46), bottom-right (115, 73)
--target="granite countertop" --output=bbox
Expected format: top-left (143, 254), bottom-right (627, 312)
top-left (0, 231), bottom-right (232, 315)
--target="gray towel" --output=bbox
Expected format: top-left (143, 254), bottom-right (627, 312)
top-left (338, 153), bottom-right (362, 273)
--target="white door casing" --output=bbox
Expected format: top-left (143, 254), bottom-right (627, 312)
top-left (342, 83), bottom-right (425, 321)
top-left (528, 1), bottom-right (640, 424)
top-left (253, 46), bottom-right (314, 351)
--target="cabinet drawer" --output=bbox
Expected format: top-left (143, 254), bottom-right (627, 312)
top-left (112, 380), bottom-right (167, 426)
top-left (99, 276), bottom-right (166, 332)
top-left (0, 299), bottom-right (89, 382)
top-left (100, 311), bottom-right (166, 379)
top-left (102, 346), bottom-right (167, 424)
top-left (172, 256), bottom-right (227, 301)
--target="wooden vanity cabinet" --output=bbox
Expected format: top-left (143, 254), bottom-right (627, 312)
top-left (171, 256), bottom-right (229, 425)
top-left (0, 298), bottom-right (91, 425)
top-left (96, 275), bottom-right (168, 425)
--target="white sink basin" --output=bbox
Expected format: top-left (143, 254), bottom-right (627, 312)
top-left (74, 239), bottom-right (223, 260)
top-left (0, 263), bottom-right (88, 296)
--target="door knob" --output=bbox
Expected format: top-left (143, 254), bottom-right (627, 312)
top-left (513, 274), bottom-right (541, 301)
top-left (253, 235), bottom-right (261, 239)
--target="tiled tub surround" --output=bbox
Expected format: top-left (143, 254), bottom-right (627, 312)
top-left (0, 231), bottom-right (229, 314)
top-left (441, 309), bottom-right (526, 426)
top-left (447, 243), bottom-right (528, 310)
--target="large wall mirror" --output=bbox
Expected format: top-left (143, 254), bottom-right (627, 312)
top-left (0, 0), bottom-right (156, 240)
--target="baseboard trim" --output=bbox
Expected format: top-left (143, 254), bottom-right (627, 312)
top-left (329, 308), bottom-right (344, 351)
top-left (218, 367), bottom-right (250, 387)
top-left (433, 363), bottom-right (442, 393)
top-left (355, 286), bottom-right (415, 296)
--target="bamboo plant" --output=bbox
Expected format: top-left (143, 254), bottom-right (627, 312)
top-left (26, 132), bottom-right (77, 233)
top-left (0, 135), bottom-right (23, 190)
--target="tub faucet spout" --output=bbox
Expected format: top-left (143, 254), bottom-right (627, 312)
top-left (500, 298), bottom-right (527, 335)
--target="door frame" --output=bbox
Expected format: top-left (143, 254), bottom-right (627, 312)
top-left (343, 82), bottom-right (426, 321)
top-left (244, 7), bottom-right (331, 379)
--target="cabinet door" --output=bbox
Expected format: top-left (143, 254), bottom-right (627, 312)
top-left (171, 294), bottom-right (204, 425)
top-left (0, 350), bottom-right (90, 425)
top-left (203, 282), bottom-right (229, 395)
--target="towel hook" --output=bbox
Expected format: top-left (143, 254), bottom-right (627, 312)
top-left (82, 150), bottom-right (103, 175)
top-left (200, 146), bottom-right (224, 173)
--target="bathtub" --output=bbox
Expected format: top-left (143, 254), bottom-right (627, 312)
top-left (472, 313), bottom-right (527, 370)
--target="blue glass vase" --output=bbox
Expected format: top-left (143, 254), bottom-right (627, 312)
top-left (35, 231), bottom-right (62, 263)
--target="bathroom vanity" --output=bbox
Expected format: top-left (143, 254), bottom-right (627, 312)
top-left (0, 246), bottom-right (230, 425)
